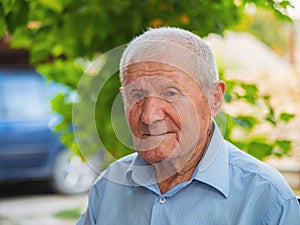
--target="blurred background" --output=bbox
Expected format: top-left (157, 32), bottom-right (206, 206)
top-left (0, 0), bottom-right (299, 224)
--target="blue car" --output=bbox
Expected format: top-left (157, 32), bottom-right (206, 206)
top-left (0, 66), bottom-right (101, 194)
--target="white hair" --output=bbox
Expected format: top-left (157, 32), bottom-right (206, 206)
top-left (119, 27), bottom-right (219, 92)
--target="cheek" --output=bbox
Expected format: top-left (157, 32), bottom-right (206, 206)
top-left (173, 101), bottom-right (199, 146)
top-left (194, 100), bottom-right (212, 140)
top-left (126, 105), bottom-right (141, 135)
top-left (197, 100), bottom-right (212, 125)
top-left (174, 96), bottom-right (211, 147)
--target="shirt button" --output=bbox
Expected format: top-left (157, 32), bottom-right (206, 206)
top-left (159, 196), bottom-right (166, 204)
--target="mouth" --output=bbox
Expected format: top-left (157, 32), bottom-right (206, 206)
top-left (142, 131), bottom-right (175, 137)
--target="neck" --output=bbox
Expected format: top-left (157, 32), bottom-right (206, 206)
top-left (155, 124), bottom-right (213, 194)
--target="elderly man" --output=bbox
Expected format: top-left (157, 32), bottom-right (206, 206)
top-left (77, 27), bottom-right (300, 225)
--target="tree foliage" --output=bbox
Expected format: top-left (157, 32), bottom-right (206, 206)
top-left (0, 0), bottom-right (295, 161)
top-left (233, 8), bottom-right (291, 55)
top-left (216, 70), bottom-right (295, 160)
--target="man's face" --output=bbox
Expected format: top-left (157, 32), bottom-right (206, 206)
top-left (122, 61), bottom-right (214, 167)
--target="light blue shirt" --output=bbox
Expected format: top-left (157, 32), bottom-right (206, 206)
top-left (77, 123), bottom-right (300, 225)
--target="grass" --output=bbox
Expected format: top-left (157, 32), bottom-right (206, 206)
top-left (0, 215), bottom-right (20, 225)
top-left (53, 207), bottom-right (82, 220)
top-left (0, 215), bottom-right (6, 221)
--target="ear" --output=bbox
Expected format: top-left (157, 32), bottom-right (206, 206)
top-left (210, 81), bottom-right (226, 117)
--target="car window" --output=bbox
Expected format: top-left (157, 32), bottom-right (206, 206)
top-left (0, 75), bottom-right (50, 119)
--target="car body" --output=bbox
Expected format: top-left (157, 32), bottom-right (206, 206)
top-left (0, 66), bottom-right (101, 194)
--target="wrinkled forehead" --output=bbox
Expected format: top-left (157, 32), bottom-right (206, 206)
top-left (124, 61), bottom-right (186, 81)
top-left (122, 40), bottom-right (201, 81)
top-left (123, 61), bottom-right (202, 93)
top-left (123, 72), bottom-right (183, 91)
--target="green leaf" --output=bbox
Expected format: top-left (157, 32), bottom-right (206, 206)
top-left (0, 17), bottom-right (6, 37)
top-left (39, 0), bottom-right (64, 13)
top-left (30, 44), bottom-right (51, 63)
top-left (233, 116), bottom-right (258, 130)
top-left (1, 0), bottom-right (16, 15)
top-left (60, 132), bottom-right (80, 155)
top-left (247, 141), bottom-right (273, 160)
top-left (224, 93), bottom-right (232, 103)
top-left (10, 27), bottom-right (32, 48)
top-left (276, 140), bottom-right (291, 153)
top-left (265, 108), bottom-right (276, 125)
top-left (225, 80), bottom-right (237, 92)
top-left (279, 113), bottom-right (295, 123)
top-left (51, 93), bottom-right (73, 117)
top-left (279, 0), bottom-right (292, 9)
top-left (37, 60), bottom-right (84, 88)
top-left (5, 0), bottom-right (28, 33)
top-left (224, 80), bottom-right (237, 102)
top-left (53, 120), bottom-right (69, 133)
top-left (241, 83), bottom-right (258, 104)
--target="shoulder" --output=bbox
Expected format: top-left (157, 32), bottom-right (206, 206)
top-left (93, 152), bottom-right (138, 186)
top-left (225, 141), bottom-right (295, 200)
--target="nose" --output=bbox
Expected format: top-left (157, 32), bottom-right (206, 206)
top-left (141, 96), bottom-right (165, 125)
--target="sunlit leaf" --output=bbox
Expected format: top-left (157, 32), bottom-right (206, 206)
top-left (247, 141), bottom-right (273, 160)
top-left (241, 83), bottom-right (258, 104)
top-left (10, 27), bottom-right (32, 48)
top-left (279, 0), bottom-right (292, 8)
top-left (233, 116), bottom-right (258, 130)
top-left (265, 108), bottom-right (276, 125)
top-left (39, 0), bottom-right (64, 13)
top-left (276, 140), bottom-right (291, 153)
top-left (279, 113), bottom-right (295, 123)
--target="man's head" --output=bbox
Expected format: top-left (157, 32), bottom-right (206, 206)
top-left (119, 27), bottom-right (225, 170)
top-left (120, 27), bottom-right (219, 94)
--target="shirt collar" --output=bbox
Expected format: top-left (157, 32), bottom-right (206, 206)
top-left (126, 152), bottom-right (156, 186)
top-left (193, 121), bottom-right (229, 198)
top-left (126, 121), bottom-right (229, 198)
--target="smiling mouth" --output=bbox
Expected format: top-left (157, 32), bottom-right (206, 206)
top-left (142, 131), bottom-right (175, 137)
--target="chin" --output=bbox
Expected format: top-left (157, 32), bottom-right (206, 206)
top-left (137, 149), bottom-right (171, 165)
top-left (139, 145), bottom-right (183, 164)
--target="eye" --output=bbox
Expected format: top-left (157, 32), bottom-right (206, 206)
top-left (162, 88), bottom-right (181, 102)
top-left (133, 92), bottom-right (144, 100)
top-left (166, 91), bottom-right (177, 97)
top-left (126, 89), bottom-right (146, 104)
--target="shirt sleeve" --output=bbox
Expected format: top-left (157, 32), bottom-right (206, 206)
top-left (260, 197), bottom-right (300, 225)
top-left (76, 185), bottom-right (97, 225)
